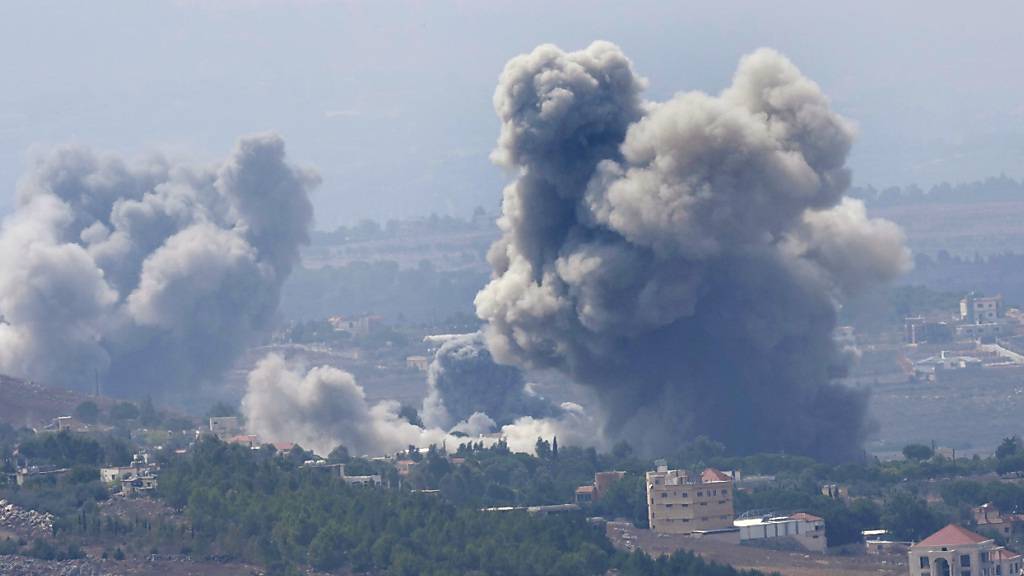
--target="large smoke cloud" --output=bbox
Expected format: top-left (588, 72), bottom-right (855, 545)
top-left (242, 352), bottom-right (596, 457)
top-left (475, 42), bottom-right (910, 461)
top-left (421, 332), bottom-right (561, 430)
top-left (0, 134), bottom-right (316, 398)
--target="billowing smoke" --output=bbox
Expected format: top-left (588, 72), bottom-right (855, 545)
top-left (475, 42), bottom-right (910, 461)
top-left (242, 354), bottom-right (440, 456)
top-left (242, 352), bottom-right (594, 457)
top-left (0, 134), bottom-right (316, 398)
top-left (421, 332), bottom-right (561, 430)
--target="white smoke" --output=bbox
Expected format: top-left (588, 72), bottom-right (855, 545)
top-left (242, 353), bottom-right (601, 457)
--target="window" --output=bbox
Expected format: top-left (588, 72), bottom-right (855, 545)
top-left (661, 492), bottom-right (668, 498)
top-left (681, 492), bottom-right (688, 498)
top-left (920, 557), bottom-right (930, 569)
top-left (722, 490), bottom-right (728, 496)
top-left (696, 491), bottom-right (703, 497)
top-left (962, 571), bottom-right (971, 576)
top-left (962, 555), bottom-right (971, 567)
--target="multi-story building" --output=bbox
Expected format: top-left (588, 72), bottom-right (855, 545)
top-left (646, 465), bottom-right (734, 534)
top-left (909, 524), bottom-right (1022, 576)
top-left (961, 293), bottom-right (1001, 324)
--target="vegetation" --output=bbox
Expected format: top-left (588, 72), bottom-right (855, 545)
top-left (154, 437), bottom-right (772, 575)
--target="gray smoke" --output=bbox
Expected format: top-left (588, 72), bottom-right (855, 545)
top-left (242, 353), bottom-right (437, 456)
top-left (0, 134), bottom-right (316, 398)
top-left (421, 332), bottom-right (561, 430)
top-left (475, 43), bottom-right (910, 461)
top-left (242, 352), bottom-right (597, 457)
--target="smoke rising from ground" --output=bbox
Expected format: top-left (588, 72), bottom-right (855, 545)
top-left (242, 352), bottom-right (597, 457)
top-left (0, 134), bottom-right (315, 398)
top-left (421, 332), bottom-right (561, 430)
top-left (475, 43), bottom-right (910, 461)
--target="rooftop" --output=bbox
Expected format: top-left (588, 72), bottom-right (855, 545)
top-left (915, 524), bottom-right (991, 548)
top-left (701, 468), bottom-right (731, 483)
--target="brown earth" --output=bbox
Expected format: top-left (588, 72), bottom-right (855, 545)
top-left (0, 374), bottom-right (118, 428)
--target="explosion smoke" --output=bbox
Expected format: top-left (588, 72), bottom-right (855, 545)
top-left (475, 43), bottom-right (910, 461)
top-left (421, 332), bottom-right (560, 430)
top-left (242, 352), bottom-right (597, 457)
top-left (0, 134), bottom-right (315, 398)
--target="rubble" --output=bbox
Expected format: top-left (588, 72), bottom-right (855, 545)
top-left (0, 555), bottom-right (104, 576)
top-left (0, 499), bottom-right (55, 538)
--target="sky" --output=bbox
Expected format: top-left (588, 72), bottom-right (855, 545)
top-left (1, 1), bottom-right (1022, 229)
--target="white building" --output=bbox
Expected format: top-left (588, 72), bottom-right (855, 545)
top-left (909, 524), bottom-right (1022, 576)
top-left (734, 512), bottom-right (827, 552)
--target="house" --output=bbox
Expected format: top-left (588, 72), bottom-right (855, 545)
top-left (734, 512), bottom-right (827, 552)
top-left (227, 434), bottom-right (259, 448)
top-left (208, 416), bottom-right (241, 439)
top-left (121, 473), bottom-right (158, 496)
top-left (575, 470), bottom-right (627, 505)
top-left (961, 293), bottom-right (1002, 324)
top-left (405, 356), bottom-right (430, 371)
top-left (862, 529), bottom-right (911, 555)
top-left (646, 464), bottom-right (734, 534)
top-left (909, 524), bottom-right (1022, 576)
top-left (974, 502), bottom-right (1024, 539)
top-left (396, 459), bottom-right (416, 477)
top-left (574, 485), bottom-right (595, 504)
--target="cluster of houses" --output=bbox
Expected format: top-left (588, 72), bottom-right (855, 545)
top-left (905, 293), bottom-right (1024, 380)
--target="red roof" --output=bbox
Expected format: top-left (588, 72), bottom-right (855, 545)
top-left (701, 468), bottom-right (731, 483)
top-left (916, 524), bottom-right (991, 547)
top-left (994, 548), bottom-right (1023, 561)
top-left (575, 485), bottom-right (595, 494)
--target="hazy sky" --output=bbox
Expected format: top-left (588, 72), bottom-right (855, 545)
top-left (1, 1), bottom-right (1022, 229)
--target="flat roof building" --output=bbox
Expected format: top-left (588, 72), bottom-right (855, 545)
top-left (646, 465), bottom-right (734, 535)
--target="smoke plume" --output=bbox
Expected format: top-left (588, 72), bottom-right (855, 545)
top-left (475, 42), bottom-right (910, 461)
top-left (0, 134), bottom-right (316, 398)
top-left (421, 332), bottom-right (561, 430)
top-left (242, 352), bottom-right (592, 457)
top-left (242, 354), bottom-right (439, 456)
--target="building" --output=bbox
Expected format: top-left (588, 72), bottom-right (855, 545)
top-left (905, 317), bottom-right (954, 345)
top-left (646, 465), bottom-right (734, 534)
top-left (574, 485), bottom-right (595, 504)
top-left (575, 470), bottom-right (627, 505)
top-left (957, 323), bottom-right (1004, 342)
top-left (862, 530), bottom-right (911, 555)
top-left (974, 502), bottom-right (1024, 539)
top-left (327, 315), bottom-right (382, 336)
top-left (121, 473), bottom-right (158, 496)
top-left (961, 293), bottom-right (1001, 324)
top-left (909, 524), bottom-right (1022, 576)
top-left (734, 512), bottom-right (827, 552)
top-left (208, 416), bottom-right (241, 439)
top-left (405, 356), bottom-right (430, 371)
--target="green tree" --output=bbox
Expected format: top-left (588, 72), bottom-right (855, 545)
top-left (110, 402), bottom-right (139, 422)
top-left (902, 444), bottom-right (934, 461)
top-left (997, 437), bottom-right (1021, 460)
top-left (308, 522), bottom-right (347, 571)
top-left (881, 491), bottom-right (943, 541)
top-left (73, 401), bottom-right (99, 425)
